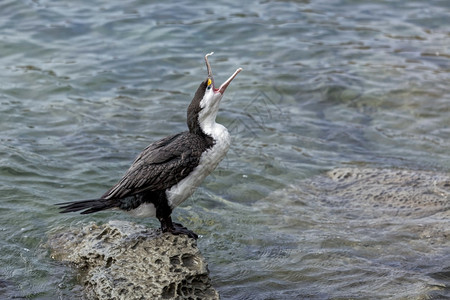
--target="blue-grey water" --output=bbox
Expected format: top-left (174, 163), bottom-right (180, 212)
top-left (1, 0), bottom-right (449, 299)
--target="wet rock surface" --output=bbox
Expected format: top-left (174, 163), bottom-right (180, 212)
top-left (49, 221), bottom-right (219, 300)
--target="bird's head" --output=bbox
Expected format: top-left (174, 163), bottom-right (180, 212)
top-left (187, 52), bottom-right (242, 135)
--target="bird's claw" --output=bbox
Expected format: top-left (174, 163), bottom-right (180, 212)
top-left (164, 222), bottom-right (198, 240)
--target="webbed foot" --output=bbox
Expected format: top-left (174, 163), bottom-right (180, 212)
top-left (159, 215), bottom-right (198, 239)
top-left (169, 222), bottom-right (198, 240)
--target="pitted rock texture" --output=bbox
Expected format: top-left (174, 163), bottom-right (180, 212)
top-left (49, 221), bottom-right (219, 300)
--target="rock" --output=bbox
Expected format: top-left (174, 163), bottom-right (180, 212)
top-left (311, 167), bottom-right (450, 216)
top-left (253, 168), bottom-right (449, 298)
top-left (257, 167), bottom-right (449, 243)
top-left (48, 220), bottom-right (220, 300)
top-left (321, 168), bottom-right (450, 242)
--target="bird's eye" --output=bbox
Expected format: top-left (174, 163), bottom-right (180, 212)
top-left (207, 78), bottom-right (212, 90)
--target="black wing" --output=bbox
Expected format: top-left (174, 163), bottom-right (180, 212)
top-left (102, 131), bottom-right (211, 200)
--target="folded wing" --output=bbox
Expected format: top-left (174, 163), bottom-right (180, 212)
top-left (102, 132), bottom-right (211, 200)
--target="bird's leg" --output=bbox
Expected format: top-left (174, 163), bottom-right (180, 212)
top-left (159, 214), bottom-right (174, 233)
top-left (156, 200), bottom-right (198, 240)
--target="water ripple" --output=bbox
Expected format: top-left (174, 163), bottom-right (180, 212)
top-left (0, 0), bottom-right (449, 298)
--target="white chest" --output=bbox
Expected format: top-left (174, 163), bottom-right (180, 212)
top-left (166, 124), bottom-right (230, 209)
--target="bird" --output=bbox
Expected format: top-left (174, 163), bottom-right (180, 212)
top-left (56, 52), bottom-right (242, 239)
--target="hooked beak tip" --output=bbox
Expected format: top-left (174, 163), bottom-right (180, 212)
top-left (204, 52), bottom-right (242, 94)
top-left (205, 52), bottom-right (214, 78)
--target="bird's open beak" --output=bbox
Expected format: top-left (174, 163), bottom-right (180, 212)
top-left (205, 52), bottom-right (242, 95)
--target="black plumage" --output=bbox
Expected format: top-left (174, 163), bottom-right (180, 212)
top-left (57, 80), bottom-right (213, 239)
top-left (57, 53), bottom-right (242, 239)
top-left (102, 131), bottom-right (213, 200)
top-left (58, 131), bottom-right (213, 209)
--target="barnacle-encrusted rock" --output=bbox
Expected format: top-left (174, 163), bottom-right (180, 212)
top-left (49, 220), bottom-right (219, 300)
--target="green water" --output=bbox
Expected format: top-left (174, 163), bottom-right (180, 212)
top-left (0, 0), bottom-right (449, 299)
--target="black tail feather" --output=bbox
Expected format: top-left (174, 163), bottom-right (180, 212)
top-left (56, 198), bottom-right (117, 214)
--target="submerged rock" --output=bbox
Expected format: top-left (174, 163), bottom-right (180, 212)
top-left (319, 168), bottom-right (450, 243)
top-left (48, 221), bottom-right (219, 300)
top-left (314, 168), bottom-right (450, 219)
top-left (252, 168), bottom-right (449, 298)
top-left (325, 168), bottom-right (449, 211)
